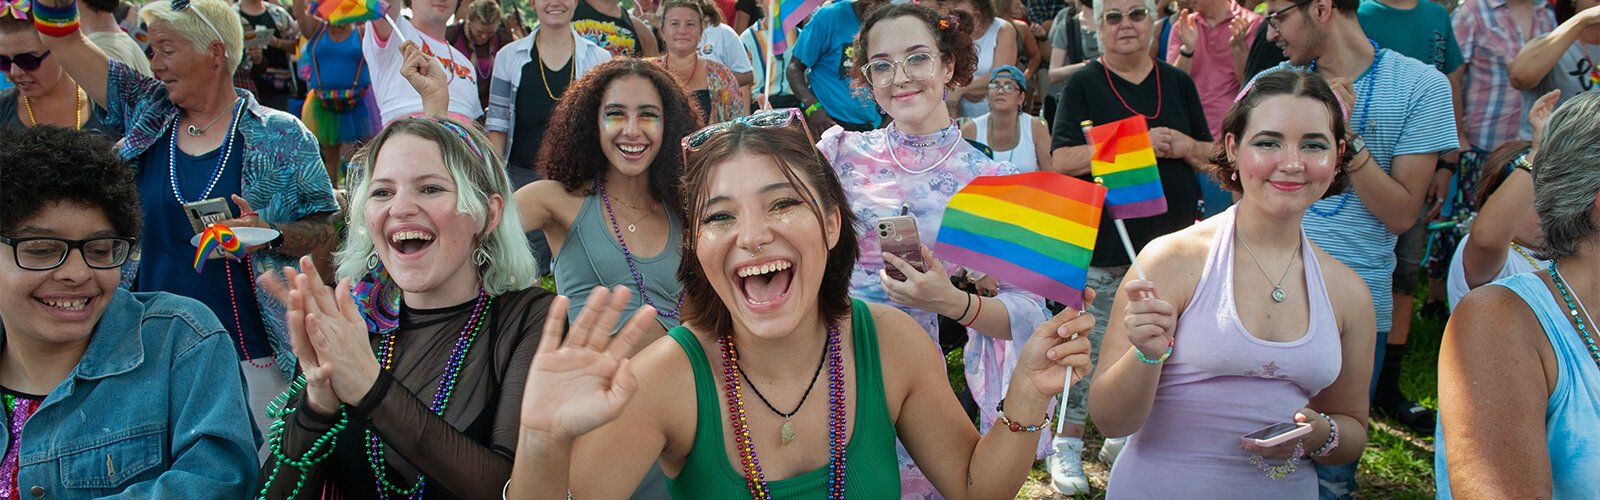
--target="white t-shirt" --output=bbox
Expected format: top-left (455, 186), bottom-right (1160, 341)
top-left (1447, 234), bottom-right (1547, 311)
top-left (699, 23), bottom-right (753, 74)
top-left (87, 30), bottom-right (153, 77)
top-left (364, 16), bottom-right (483, 123)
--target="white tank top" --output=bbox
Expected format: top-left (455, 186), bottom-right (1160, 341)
top-left (958, 18), bottom-right (1004, 118)
top-left (972, 112), bottom-right (1040, 172)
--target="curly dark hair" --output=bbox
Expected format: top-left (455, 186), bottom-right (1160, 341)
top-left (677, 121), bottom-right (859, 337)
top-left (850, 4), bottom-right (980, 92)
top-left (535, 58), bottom-right (702, 210)
top-left (0, 127), bottom-right (141, 237)
top-left (1206, 70), bottom-right (1351, 199)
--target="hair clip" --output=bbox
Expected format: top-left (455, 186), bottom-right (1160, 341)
top-left (0, 0), bottom-right (31, 20)
top-left (939, 17), bottom-right (952, 30)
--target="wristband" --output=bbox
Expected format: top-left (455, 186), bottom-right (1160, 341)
top-left (996, 399), bottom-right (1049, 433)
top-left (804, 101), bottom-right (823, 117)
top-left (1435, 159), bottom-right (1456, 173)
top-left (1178, 47), bottom-right (1195, 58)
top-left (960, 294), bottom-right (984, 328)
top-left (31, 0), bottom-right (82, 38)
top-left (957, 292), bottom-right (973, 324)
top-left (1311, 412), bottom-right (1340, 458)
top-left (1137, 337), bottom-right (1173, 364)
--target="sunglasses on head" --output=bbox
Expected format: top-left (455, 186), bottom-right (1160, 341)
top-left (681, 108), bottom-right (815, 158)
top-left (1101, 7), bottom-right (1151, 25)
top-left (0, 51), bottom-right (52, 72)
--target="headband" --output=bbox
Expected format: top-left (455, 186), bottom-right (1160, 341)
top-left (1234, 76), bottom-right (1351, 124)
top-left (434, 118), bottom-right (495, 177)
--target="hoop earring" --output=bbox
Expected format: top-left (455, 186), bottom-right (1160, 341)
top-left (474, 246), bottom-right (491, 267)
top-left (367, 252), bottom-right (381, 270)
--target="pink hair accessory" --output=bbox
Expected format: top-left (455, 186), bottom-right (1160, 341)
top-left (0, 0), bottom-right (31, 20)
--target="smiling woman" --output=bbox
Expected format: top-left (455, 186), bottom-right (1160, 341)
top-left (0, 17), bottom-right (118, 134)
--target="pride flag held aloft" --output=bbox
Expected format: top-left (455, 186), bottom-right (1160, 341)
top-left (1088, 116), bottom-right (1167, 220)
top-left (933, 172), bottom-right (1106, 310)
top-left (312, 0), bottom-right (382, 25)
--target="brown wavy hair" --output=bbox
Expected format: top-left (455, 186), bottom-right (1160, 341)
top-left (1475, 140), bottom-right (1533, 210)
top-left (535, 58), bottom-right (702, 209)
top-left (677, 121), bottom-right (860, 337)
top-left (1206, 70), bottom-right (1352, 199)
top-left (849, 4), bottom-right (980, 92)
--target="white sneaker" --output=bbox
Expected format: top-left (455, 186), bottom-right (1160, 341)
top-left (1049, 437), bottom-right (1090, 495)
top-left (1098, 436), bottom-right (1127, 466)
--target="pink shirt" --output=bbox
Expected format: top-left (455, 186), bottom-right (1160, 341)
top-left (1166, 4), bottom-right (1264, 138)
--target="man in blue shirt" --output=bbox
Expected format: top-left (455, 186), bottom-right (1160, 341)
top-left (787, 0), bottom-right (889, 132)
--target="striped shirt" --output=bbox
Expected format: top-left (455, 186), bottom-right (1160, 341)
top-left (1257, 50), bottom-right (1458, 333)
top-left (1452, 0), bottom-right (1556, 148)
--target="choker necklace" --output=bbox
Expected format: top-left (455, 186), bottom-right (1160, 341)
top-left (1547, 261), bottom-right (1600, 368)
top-left (1237, 226), bottom-right (1301, 303)
top-left (887, 122), bottom-right (960, 175)
top-left (169, 98), bottom-right (245, 205)
top-left (186, 98), bottom-right (239, 136)
top-left (597, 178), bottom-right (683, 318)
top-left (736, 330), bottom-right (829, 445)
top-left (720, 321), bottom-right (847, 499)
top-left (22, 86), bottom-right (83, 130)
top-left (889, 122), bottom-right (948, 147)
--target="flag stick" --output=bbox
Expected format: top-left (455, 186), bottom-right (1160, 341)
top-left (1115, 219), bottom-right (1146, 280)
top-left (384, 14), bottom-right (408, 43)
top-left (763, 0), bottom-right (777, 110)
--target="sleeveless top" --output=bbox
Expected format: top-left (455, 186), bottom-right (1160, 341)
top-left (1434, 273), bottom-right (1600, 499)
top-left (972, 112), bottom-right (1040, 172)
top-left (306, 27), bottom-right (370, 90)
top-left (958, 18), bottom-right (1005, 118)
top-left (552, 194), bottom-right (684, 330)
top-left (664, 299), bottom-right (901, 498)
top-left (1107, 206), bottom-right (1342, 499)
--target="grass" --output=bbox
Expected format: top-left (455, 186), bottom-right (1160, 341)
top-left (945, 282), bottom-right (1449, 499)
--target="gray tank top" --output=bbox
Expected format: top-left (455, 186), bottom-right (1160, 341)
top-left (552, 194), bottom-right (684, 331)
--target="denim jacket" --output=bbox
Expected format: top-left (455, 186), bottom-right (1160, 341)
top-left (102, 60), bottom-right (340, 381)
top-left (0, 289), bottom-right (259, 499)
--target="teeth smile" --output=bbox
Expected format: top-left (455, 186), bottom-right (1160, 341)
top-left (41, 298), bottom-right (89, 310)
top-left (737, 260), bottom-right (793, 278)
top-left (391, 231), bottom-right (435, 243)
top-left (619, 144), bottom-right (647, 154)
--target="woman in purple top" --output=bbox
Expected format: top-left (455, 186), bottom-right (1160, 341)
top-left (1088, 70), bottom-right (1376, 498)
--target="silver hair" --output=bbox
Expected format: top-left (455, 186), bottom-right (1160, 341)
top-left (1093, 0), bottom-right (1160, 48)
top-left (1532, 91), bottom-right (1600, 261)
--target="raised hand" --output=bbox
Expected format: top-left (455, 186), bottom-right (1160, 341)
top-left (1012, 288), bottom-right (1097, 400)
top-left (1228, 16), bottom-right (1251, 53)
top-left (519, 287), bottom-right (655, 441)
top-left (1120, 279), bottom-right (1175, 362)
top-left (261, 265), bottom-right (341, 416)
top-left (399, 40), bottom-right (451, 116)
top-left (1175, 10), bottom-right (1199, 54)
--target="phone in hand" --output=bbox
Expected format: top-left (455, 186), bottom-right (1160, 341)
top-left (876, 215), bottom-right (925, 281)
top-left (1241, 422), bottom-right (1313, 448)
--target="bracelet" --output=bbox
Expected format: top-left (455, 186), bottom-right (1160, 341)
top-left (960, 294), bottom-right (984, 328)
top-left (804, 101), bottom-right (823, 117)
top-left (1513, 156), bottom-right (1533, 175)
top-left (996, 399), bottom-right (1049, 433)
top-left (31, 0), bottom-right (82, 37)
top-left (957, 292), bottom-right (973, 324)
top-left (1178, 47), bottom-right (1195, 58)
top-left (1311, 412), bottom-right (1340, 458)
top-left (1435, 159), bottom-right (1457, 174)
top-left (1136, 338), bottom-right (1173, 364)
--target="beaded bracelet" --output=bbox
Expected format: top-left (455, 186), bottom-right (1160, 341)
top-left (258, 406), bottom-right (349, 500)
top-left (1311, 412), bottom-right (1340, 458)
top-left (996, 399), bottom-right (1049, 433)
top-left (1137, 338), bottom-right (1173, 364)
top-left (30, 0), bottom-right (81, 38)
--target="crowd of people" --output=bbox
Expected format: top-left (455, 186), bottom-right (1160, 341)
top-left (0, 0), bottom-right (1595, 496)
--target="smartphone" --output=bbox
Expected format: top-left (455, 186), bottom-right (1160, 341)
top-left (876, 215), bottom-right (925, 281)
top-left (183, 197), bottom-right (234, 260)
top-left (1241, 422), bottom-right (1313, 448)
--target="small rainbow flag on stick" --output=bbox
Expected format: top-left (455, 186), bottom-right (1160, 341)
top-left (194, 224), bottom-right (244, 273)
top-left (1088, 117), bottom-right (1167, 220)
top-left (312, 0), bottom-right (383, 25)
top-left (933, 172), bottom-right (1106, 311)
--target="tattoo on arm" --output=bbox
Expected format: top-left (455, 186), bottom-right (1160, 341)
top-left (274, 212), bottom-right (336, 257)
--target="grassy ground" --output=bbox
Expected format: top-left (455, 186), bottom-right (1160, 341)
top-left (955, 287), bottom-right (1447, 499)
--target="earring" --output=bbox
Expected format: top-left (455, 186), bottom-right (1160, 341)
top-left (367, 252), bottom-right (380, 270)
top-left (1230, 171), bottom-right (1238, 181)
top-left (474, 246), bottom-right (491, 267)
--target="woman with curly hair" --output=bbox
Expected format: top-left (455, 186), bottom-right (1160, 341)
top-left (515, 58), bottom-right (701, 347)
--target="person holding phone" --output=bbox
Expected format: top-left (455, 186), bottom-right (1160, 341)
top-left (1087, 70), bottom-right (1375, 497)
top-left (816, 4), bottom-right (1053, 495)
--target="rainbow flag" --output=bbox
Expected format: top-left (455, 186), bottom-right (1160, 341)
top-left (933, 172), bottom-right (1106, 310)
top-left (766, 0), bottom-right (823, 54)
top-left (312, 0), bottom-right (382, 25)
top-left (194, 224), bottom-right (244, 272)
top-left (1088, 116), bottom-right (1167, 220)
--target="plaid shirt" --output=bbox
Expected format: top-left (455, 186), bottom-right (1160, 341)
top-left (1453, 0), bottom-right (1556, 148)
top-left (1027, 0), bottom-right (1067, 27)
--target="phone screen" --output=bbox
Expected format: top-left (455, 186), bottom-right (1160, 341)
top-left (1243, 423), bottom-right (1303, 440)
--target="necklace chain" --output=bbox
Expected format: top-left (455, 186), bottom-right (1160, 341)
top-left (534, 36), bottom-right (575, 101)
top-left (1548, 262), bottom-right (1600, 368)
top-left (1236, 224), bottom-right (1301, 304)
top-left (719, 322), bottom-right (847, 499)
top-left (737, 328), bottom-right (830, 420)
top-left (1511, 242), bottom-right (1542, 269)
top-left (22, 86), bottom-right (83, 130)
top-left (169, 98), bottom-right (245, 205)
top-left (887, 122), bottom-right (960, 175)
top-left (597, 178), bottom-right (683, 318)
top-left (1100, 56), bottom-right (1162, 120)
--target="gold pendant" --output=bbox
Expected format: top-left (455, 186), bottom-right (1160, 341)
top-left (781, 419), bottom-right (795, 445)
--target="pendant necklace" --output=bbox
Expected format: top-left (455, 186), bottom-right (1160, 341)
top-left (736, 328), bottom-right (830, 445)
top-left (597, 178), bottom-right (684, 318)
top-left (720, 321), bottom-right (847, 499)
top-left (1237, 226), bottom-right (1301, 303)
top-left (185, 98), bottom-right (239, 136)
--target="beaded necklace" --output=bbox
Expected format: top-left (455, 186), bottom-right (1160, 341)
top-left (887, 121), bottom-right (960, 175)
top-left (226, 256), bottom-right (275, 368)
top-left (1308, 39), bottom-right (1383, 219)
top-left (736, 329), bottom-right (829, 445)
top-left (1100, 56), bottom-right (1162, 120)
top-left (1547, 262), bottom-right (1600, 368)
top-left (718, 322), bottom-right (847, 499)
top-left (22, 86), bottom-right (83, 130)
top-left (366, 290), bottom-right (493, 499)
top-left (596, 178), bottom-right (683, 318)
top-left (1511, 242), bottom-right (1542, 269)
top-left (169, 97), bottom-right (245, 205)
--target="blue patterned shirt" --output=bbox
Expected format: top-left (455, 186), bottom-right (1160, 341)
top-left (102, 60), bottom-right (339, 380)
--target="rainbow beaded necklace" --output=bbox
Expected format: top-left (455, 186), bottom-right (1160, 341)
top-left (717, 322), bottom-right (847, 499)
top-left (365, 289), bottom-right (493, 499)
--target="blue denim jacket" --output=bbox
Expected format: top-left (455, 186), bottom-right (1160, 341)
top-left (102, 59), bottom-right (341, 382)
top-left (0, 289), bottom-right (259, 499)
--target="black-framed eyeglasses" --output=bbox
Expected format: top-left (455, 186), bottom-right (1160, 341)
top-left (0, 236), bottom-right (137, 271)
top-left (1101, 7), bottom-right (1151, 25)
top-left (682, 107), bottom-right (815, 155)
top-left (860, 52), bottom-right (942, 88)
top-left (0, 51), bottom-right (52, 73)
top-left (1265, 0), bottom-right (1314, 31)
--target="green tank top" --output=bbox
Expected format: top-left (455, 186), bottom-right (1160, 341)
top-left (664, 299), bottom-right (901, 498)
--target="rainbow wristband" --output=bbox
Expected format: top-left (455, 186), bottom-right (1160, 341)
top-left (32, 0), bottom-right (81, 38)
top-left (1137, 339), bottom-right (1173, 364)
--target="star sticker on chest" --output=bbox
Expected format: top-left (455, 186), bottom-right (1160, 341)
top-left (1245, 361), bottom-right (1287, 379)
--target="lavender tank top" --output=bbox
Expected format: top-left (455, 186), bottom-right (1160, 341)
top-left (1106, 207), bottom-right (1342, 499)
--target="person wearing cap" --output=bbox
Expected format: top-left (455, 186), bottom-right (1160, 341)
top-left (962, 65), bottom-right (1051, 172)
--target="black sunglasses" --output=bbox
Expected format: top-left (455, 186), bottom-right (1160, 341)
top-left (0, 51), bottom-right (53, 73)
top-left (1101, 7), bottom-right (1151, 25)
top-left (1265, 0), bottom-right (1314, 30)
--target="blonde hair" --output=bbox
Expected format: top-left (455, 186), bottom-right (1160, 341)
top-left (139, 0), bottom-right (244, 72)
